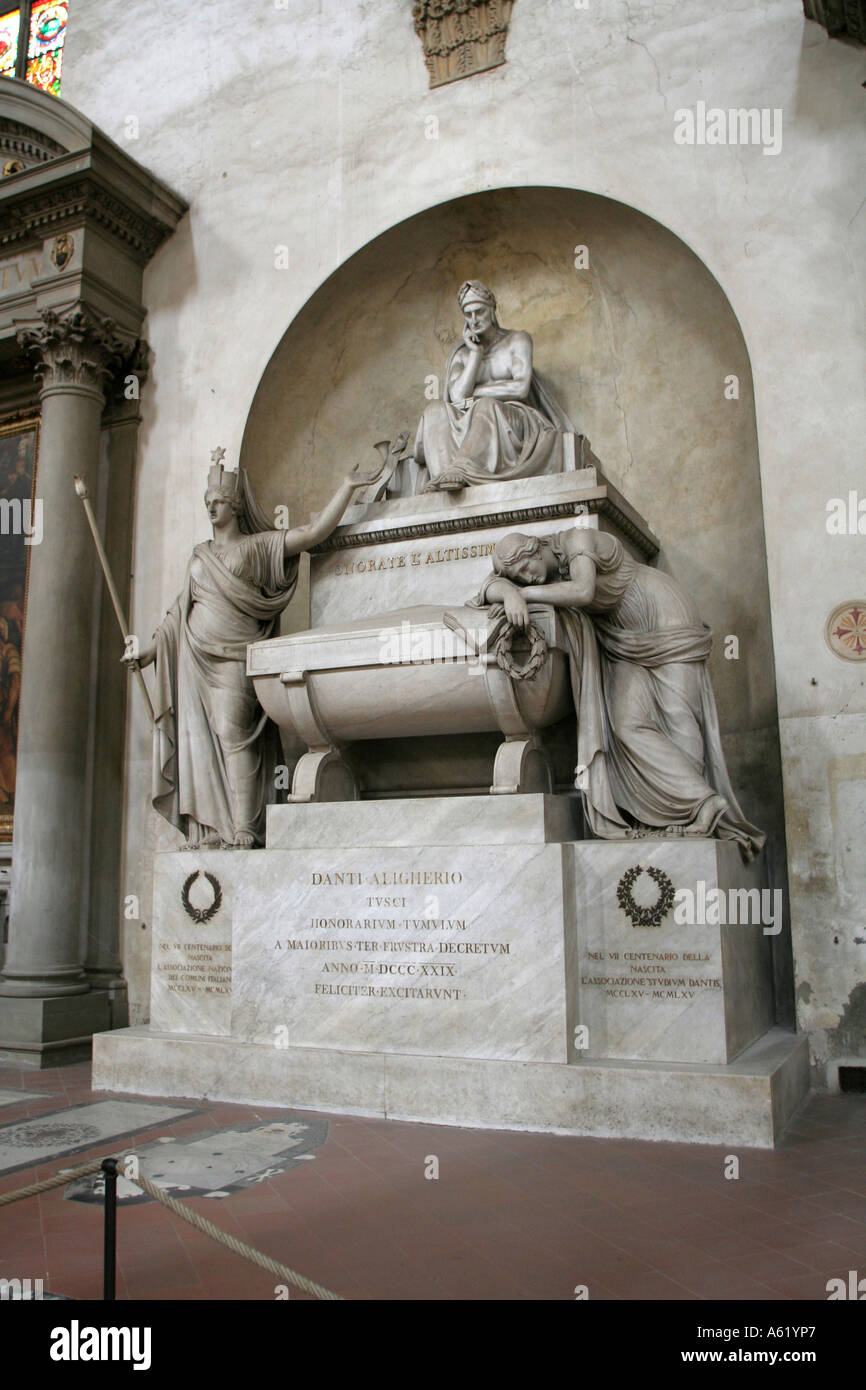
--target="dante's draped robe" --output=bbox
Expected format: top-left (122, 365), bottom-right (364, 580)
top-left (414, 348), bottom-right (573, 489)
top-left (472, 530), bottom-right (764, 860)
top-left (152, 532), bottom-right (298, 846)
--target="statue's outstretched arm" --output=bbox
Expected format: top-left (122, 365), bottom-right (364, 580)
top-left (282, 458), bottom-right (390, 556)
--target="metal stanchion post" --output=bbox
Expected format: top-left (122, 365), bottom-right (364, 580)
top-left (101, 1158), bottom-right (119, 1301)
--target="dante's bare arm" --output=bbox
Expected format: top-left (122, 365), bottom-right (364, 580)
top-left (448, 340), bottom-right (481, 405)
top-left (472, 332), bottom-right (533, 402)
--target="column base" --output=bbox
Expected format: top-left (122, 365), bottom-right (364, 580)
top-left (85, 972), bottom-right (129, 1030)
top-left (0, 990), bottom-right (112, 1068)
top-left (0, 967), bottom-right (89, 997)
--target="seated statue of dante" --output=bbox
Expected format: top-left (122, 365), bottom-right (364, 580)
top-left (413, 280), bottom-right (574, 492)
top-left (470, 527), bottom-right (765, 861)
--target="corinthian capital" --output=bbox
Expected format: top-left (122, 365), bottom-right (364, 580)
top-left (412, 0), bottom-right (514, 88)
top-left (17, 303), bottom-right (133, 396)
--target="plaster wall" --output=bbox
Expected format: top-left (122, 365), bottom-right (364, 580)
top-left (58, 0), bottom-right (865, 1079)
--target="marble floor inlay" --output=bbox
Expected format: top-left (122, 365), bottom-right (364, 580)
top-left (64, 1116), bottom-right (329, 1203)
top-left (0, 1100), bottom-right (196, 1176)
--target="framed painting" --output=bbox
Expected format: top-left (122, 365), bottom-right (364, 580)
top-left (0, 415), bottom-right (39, 841)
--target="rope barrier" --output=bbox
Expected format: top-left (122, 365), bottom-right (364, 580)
top-left (0, 1157), bottom-right (105, 1206)
top-left (125, 1171), bottom-right (343, 1301)
top-left (0, 1153), bottom-right (343, 1300)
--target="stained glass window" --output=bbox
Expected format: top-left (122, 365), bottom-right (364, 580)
top-left (25, 0), bottom-right (66, 94)
top-left (0, 1), bottom-right (67, 95)
top-left (0, 10), bottom-right (21, 79)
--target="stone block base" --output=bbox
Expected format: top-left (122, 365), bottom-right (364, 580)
top-left (0, 990), bottom-right (112, 1067)
top-left (92, 1024), bottom-right (809, 1148)
top-left (118, 796), bottom-right (805, 1145)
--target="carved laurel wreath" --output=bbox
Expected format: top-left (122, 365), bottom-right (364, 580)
top-left (616, 865), bottom-right (675, 929)
top-left (496, 620), bottom-right (548, 681)
top-left (181, 871), bottom-right (223, 924)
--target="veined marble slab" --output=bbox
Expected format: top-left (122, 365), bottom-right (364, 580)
top-left (148, 817), bottom-right (775, 1073)
top-left (64, 1117), bottom-right (328, 1203)
top-left (151, 852), bottom-right (235, 1037)
top-left (571, 839), bottom-right (774, 1065)
top-left (310, 512), bottom-right (597, 627)
top-left (92, 1026), bottom-right (810, 1149)
top-left (231, 842), bottom-right (571, 1063)
top-left (266, 793), bottom-right (583, 849)
top-left (308, 470), bottom-right (658, 627)
top-left (0, 1088), bottom-right (46, 1107)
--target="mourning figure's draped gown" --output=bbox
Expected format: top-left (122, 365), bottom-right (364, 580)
top-left (474, 529), bottom-right (764, 859)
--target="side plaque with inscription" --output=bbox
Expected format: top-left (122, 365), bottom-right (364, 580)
top-left (151, 853), bottom-right (233, 1036)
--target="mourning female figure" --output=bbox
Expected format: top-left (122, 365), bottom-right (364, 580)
top-left (473, 527), bottom-right (764, 860)
top-left (125, 458), bottom-right (384, 848)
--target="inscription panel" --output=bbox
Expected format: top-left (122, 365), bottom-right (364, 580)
top-left (232, 846), bottom-right (569, 1062)
top-left (572, 840), bottom-right (766, 1064)
top-left (152, 853), bottom-right (233, 1036)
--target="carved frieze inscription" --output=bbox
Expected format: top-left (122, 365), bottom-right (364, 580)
top-left (0, 251), bottom-right (44, 299)
top-left (310, 515), bottom-right (596, 626)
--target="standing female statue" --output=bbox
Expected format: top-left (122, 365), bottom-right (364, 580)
top-left (472, 527), bottom-right (764, 860)
top-left (124, 455), bottom-right (385, 849)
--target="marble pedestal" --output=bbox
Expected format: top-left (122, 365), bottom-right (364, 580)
top-left (93, 797), bottom-right (809, 1147)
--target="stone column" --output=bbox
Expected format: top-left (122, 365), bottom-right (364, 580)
top-left (0, 304), bottom-right (127, 1055)
top-left (84, 361), bottom-right (147, 1025)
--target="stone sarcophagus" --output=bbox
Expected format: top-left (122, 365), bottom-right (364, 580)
top-left (248, 602), bottom-right (574, 800)
top-left (248, 468), bottom-right (658, 803)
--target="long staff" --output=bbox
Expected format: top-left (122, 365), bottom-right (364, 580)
top-left (73, 476), bottom-right (155, 727)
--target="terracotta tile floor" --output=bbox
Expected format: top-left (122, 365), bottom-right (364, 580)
top-left (0, 1060), bottom-right (864, 1301)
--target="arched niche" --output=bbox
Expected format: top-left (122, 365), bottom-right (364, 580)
top-left (240, 185), bottom-right (793, 1024)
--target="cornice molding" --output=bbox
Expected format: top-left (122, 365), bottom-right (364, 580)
top-left (0, 166), bottom-right (180, 262)
top-left (0, 83), bottom-right (187, 266)
top-left (311, 491), bottom-right (660, 561)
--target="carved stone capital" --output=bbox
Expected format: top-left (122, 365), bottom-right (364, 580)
top-left (412, 0), bottom-right (514, 88)
top-left (17, 302), bottom-right (134, 398)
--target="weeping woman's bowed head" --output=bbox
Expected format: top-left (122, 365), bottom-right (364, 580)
top-left (492, 532), bottom-right (543, 578)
